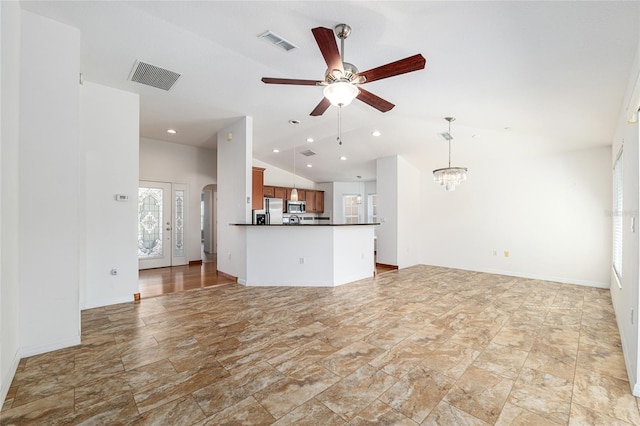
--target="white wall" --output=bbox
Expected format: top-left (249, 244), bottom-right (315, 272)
top-left (81, 81), bottom-right (139, 309)
top-left (254, 159), bottom-right (317, 190)
top-left (1, 0), bottom-right (21, 405)
top-left (421, 147), bottom-right (612, 287)
top-left (217, 117), bottom-right (252, 280)
top-left (611, 33), bottom-right (640, 395)
top-left (139, 138), bottom-right (216, 262)
top-left (18, 10), bottom-right (81, 355)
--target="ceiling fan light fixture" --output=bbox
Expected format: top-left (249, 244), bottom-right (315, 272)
top-left (323, 82), bottom-right (359, 107)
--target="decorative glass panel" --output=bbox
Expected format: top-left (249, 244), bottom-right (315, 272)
top-left (138, 187), bottom-right (163, 258)
top-left (174, 190), bottom-right (185, 257)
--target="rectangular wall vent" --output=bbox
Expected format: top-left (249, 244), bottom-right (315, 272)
top-left (128, 60), bottom-right (181, 91)
top-left (259, 31), bottom-right (298, 52)
top-left (300, 149), bottom-right (316, 157)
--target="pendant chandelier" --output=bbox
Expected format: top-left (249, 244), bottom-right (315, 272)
top-left (433, 117), bottom-right (467, 191)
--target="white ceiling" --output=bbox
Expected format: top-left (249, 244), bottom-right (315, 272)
top-left (21, 1), bottom-right (639, 182)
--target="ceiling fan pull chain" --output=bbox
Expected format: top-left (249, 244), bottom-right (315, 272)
top-left (337, 107), bottom-right (343, 145)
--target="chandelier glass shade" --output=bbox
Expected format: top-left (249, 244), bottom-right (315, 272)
top-left (433, 166), bottom-right (468, 191)
top-left (433, 117), bottom-right (467, 191)
top-left (323, 82), bottom-right (359, 107)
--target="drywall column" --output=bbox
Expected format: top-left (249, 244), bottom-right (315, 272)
top-left (1, 0), bottom-right (21, 405)
top-left (376, 155), bottom-right (421, 268)
top-left (217, 117), bottom-right (253, 281)
top-left (377, 157), bottom-right (399, 266)
top-left (80, 81), bottom-right (139, 309)
top-left (18, 10), bottom-right (81, 355)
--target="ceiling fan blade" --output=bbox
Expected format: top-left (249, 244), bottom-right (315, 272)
top-left (356, 88), bottom-right (395, 113)
top-left (261, 77), bottom-right (321, 86)
top-left (310, 97), bottom-right (331, 116)
top-left (311, 27), bottom-right (343, 73)
top-left (359, 54), bottom-right (426, 83)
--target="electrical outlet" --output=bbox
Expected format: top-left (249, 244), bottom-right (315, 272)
top-left (299, 257), bottom-right (304, 264)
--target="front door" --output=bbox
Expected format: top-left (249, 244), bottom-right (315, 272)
top-left (138, 181), bottom-right (187, 269)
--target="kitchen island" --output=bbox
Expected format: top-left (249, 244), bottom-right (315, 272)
top-left (232, 223), bottom-right (378, 287)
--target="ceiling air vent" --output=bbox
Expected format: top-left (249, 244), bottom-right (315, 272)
top-left (128, 60), bottom-right (181, 91)
top-left (259, 31), bottom-right (298, 52)
top-left (300, 149), bottom-right (316, 157)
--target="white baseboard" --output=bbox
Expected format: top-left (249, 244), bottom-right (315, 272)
top-left (613, 306), bottom-right (639, 396)
top-left (435, 264), bottom-right (610, 288)
top-left (1, 349), bottom-right (21, 407)
top-left (19, 335), bottom-right (81, 358)
top-left (81, 295), bottom-right (133, 310)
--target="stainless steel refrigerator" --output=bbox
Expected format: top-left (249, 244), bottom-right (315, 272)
top-left (253, 197), bottom-right (283, 224)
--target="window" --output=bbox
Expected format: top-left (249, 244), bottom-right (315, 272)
top-left (367, 194), bottom-right (377, 223)
top-left (343, 195), bottom-right (360, 224)
top-left (613, 148), bottom-right (623, 288)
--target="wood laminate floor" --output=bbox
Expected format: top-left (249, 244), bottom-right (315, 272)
top-left (2, 265), bottom-right (638, 424)
top-left (138, 253), bottom-right (234, 298)
top-left (138, 253), bottom-right (397, 299)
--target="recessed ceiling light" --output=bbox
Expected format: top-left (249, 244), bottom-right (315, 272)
top-left (306, 137), bottom-right (314, 143)
top-left (167, 129), bottom-right (177, 134)
top-left (340, 156), bottom-right (347, 161)
top-left (356, 175), bottom-right (362, 179)
top-left (306, 164), bottom-right (312, 168)
top-left (272, 148), bottom-right (280, 153)
top-left (289, 119), bottom-right (300, 125)
top-left (372, 130), bottom-right (381, 137)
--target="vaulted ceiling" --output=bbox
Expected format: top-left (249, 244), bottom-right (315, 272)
top-left (21, 1), bottom-right (640, 182)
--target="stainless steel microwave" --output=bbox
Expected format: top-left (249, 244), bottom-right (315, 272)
top-left (286, 201), bottom-right (306, 213)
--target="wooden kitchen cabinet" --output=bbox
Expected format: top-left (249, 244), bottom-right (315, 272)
top-left (306, 191), bottom-right (316, 212)
top-left (252, 167), bottom-right (265, 210)
top-left (263, 185), bottom-right (324, 213)
top-left (263, 186), bottom-right (275, 198)
top-left (315, 190), bottom-right (324, 213)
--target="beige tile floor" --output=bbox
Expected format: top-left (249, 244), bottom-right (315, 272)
top-left (1, 265), bottom-right (639, 425)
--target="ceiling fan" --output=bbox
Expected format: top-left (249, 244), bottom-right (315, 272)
top-left (261, 24), bottom-right (426, 116)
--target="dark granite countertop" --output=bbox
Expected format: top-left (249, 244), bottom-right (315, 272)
top-left (231, 223), bottom-right (380, 227)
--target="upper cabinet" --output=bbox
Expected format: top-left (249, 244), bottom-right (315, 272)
top-left (305, 191), bottom-right (316, 212)
top-left (260, 180), bottom-right (325, 213)
top-left (252, 167), bottom-right (265, 210)
top-left (315, 190), bottom-right (324, 213)
top-left (263, 185), bottom-right (275, 198)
